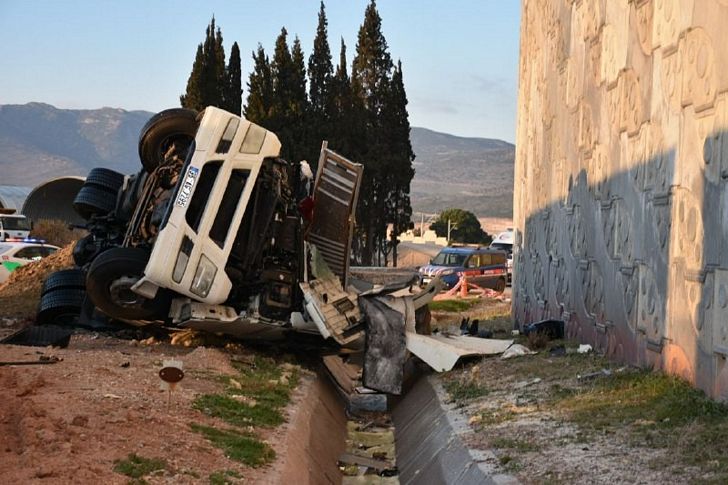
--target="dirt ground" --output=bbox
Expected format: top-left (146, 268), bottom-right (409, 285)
top-left (0, 334), bottom-right (314, 484)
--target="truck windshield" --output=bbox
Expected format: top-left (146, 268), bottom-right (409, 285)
top-left (0, 217), bottom-right (31, 231)
top-left (431, 252), bottom-right (467, 266)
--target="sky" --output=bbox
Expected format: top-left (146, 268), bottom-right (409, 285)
top-left (0, 1), bottom-right (521, 142)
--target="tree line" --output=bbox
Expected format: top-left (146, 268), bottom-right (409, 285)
top-left (179, 1), bottom-right (414, 266)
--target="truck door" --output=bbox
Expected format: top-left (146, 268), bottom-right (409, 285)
top-left (305, 142), bottom-right (363, 289)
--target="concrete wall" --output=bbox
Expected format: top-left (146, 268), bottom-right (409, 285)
top-left (514, 0), bottom-right (728, 398)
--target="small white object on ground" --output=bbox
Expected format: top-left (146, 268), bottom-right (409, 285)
top-left (577, 344), bottom-right (592, 354)
top-left (501, 343), bottom-right (537, 359)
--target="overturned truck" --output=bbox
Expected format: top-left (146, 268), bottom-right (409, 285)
top-left (36, 107), bottom-right (504, 394)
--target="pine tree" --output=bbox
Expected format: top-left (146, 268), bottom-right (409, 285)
top-left (180, 17), bottom-right (228, 111)
top-left (225, 42), bottom-right (242, 115)
top-left (244, 45), bottom-right (273, 126)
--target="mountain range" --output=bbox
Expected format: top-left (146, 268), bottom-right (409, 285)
top-left (0, 103), bottom-right (514, 218)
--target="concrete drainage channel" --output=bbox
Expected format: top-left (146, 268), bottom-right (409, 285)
top-left (288, 368), bottom-right (518, 484)
top-left (392, 375), bottom-right (518, 485)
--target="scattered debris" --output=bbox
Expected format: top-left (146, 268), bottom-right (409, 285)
top-left (0, 355), bottom-right (62, 366)
top-left (341, 420), bottom-right (398, 479)
top-left (522, 319), bottom-right (565, 340)
top-left (548, 345), bottom-right (566, 357)
top-left (578, 344), bottom-right (593, 354)
top-left (577, 367), bottom-right (628, 381)
top-left (1, 325), bottom-right (72, 348)
top-left (514, 377), bottom-right (542, 389)
top-left (501, 343), bottom-right (537, 359)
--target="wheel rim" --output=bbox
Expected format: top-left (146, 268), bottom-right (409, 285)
top-left (109, 276), bottom-right (144, 308)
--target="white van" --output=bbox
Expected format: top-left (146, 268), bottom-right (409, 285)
top-left (489, 228), bottom-right (514, 283)
top-left (0, 213), bottom-right (32, 241)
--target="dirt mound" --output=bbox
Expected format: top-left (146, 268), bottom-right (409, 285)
top-left (0, 243), bottom-right (75, 319)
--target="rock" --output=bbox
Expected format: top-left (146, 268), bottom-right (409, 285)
top-left (70, 415), bottom-right (89, 427)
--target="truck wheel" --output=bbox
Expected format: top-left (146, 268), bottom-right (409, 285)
top-left (138, 108), bottom-right (198, 172)
top-left (495, 277), bottom-right (506, 293)
top-left (85, 167), bottom-right (125, 192)
top-left (73, 184), bottom-right (117, 220)
top-left (86, 247), bottom-right (170, 321)
top-left (41, 269), bottom-right (86, 296)
top-left (36, 288), bottom-right (85, 325)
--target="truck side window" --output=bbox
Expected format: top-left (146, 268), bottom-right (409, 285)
top-left (185, 161), bottom-right (222, 233)
top-left (492, 253), bottom-right (506, 264)
top-left (480, 254), bottom-right (492, 266)
top-left (467, 255), bottom-right (479, 268)
top-left (210, 169), bottom-right (250, 248)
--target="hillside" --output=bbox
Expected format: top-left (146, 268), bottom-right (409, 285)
top-left (409, 127), bottom-right (514, 218)
top-left (0, 104), bottom-right (515, 218)
top-left (0, 103), bottom-right (152, 185)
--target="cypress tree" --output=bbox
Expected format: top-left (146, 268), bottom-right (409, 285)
top-left (382, 61), bottom-right (415, 265)
top-left (270, 27), bottom-right (294, 134)
top-left (244, 45), bottom-right (273, 126)
top-left (181, 17), bottom-right (228, 111)
top-left (308, 1), bottom-right (334, 162)
top-left (180, 44), bottom-right (204, 109)
top-left (288, 36), bottom-right (309, 162)
top-left (225, 42), bottom-right (242, 115)
top-left (351, 0), bottom-right (395, 265)
top-left (330, 39), bottom-right (354, 154)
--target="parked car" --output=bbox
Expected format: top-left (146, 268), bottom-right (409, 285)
top-left (0, 240), bottom-right (59, 283)
top-left (418, 245), bottom-right (508, 292)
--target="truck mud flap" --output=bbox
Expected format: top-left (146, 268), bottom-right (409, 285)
top-left (360, 296), bottom-right (407, 395)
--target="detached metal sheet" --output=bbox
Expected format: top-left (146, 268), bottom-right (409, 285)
top-left (407, 333), bottom-right (513, 372)
top-left (307, 142), bottom-right (363, 288)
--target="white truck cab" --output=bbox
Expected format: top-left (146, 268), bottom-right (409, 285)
top-left (133, 107), bottom-right (282, 304)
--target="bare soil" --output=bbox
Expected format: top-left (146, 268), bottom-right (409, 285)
top-left (0, 335), bottom-right (314, 484)
top-left (0, 242), bottom-right (75, 321)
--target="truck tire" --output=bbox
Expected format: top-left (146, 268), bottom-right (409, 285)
top-left (86, 247), bottom-right (170, 321)
top-left (84, 167), bottom-right (125, 192)
top-left (73, 184), bottom-right (117, 220)
top-left (495, 277), bottom-right (506, 293)
top-left (41, 269), bottom-right (86, 296)
top-left (36, 288), bottom-right (85, 325)
top-left (138, 108), bottom-right (198, 172)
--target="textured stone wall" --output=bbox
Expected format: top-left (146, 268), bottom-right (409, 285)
top-left (514, 0), bottom-right (728, 398)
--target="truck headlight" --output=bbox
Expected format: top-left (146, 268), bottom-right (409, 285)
top-left (440, 269), bottom-right (455, 276)
top-left (190, 254), bottom-right (217, 298)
